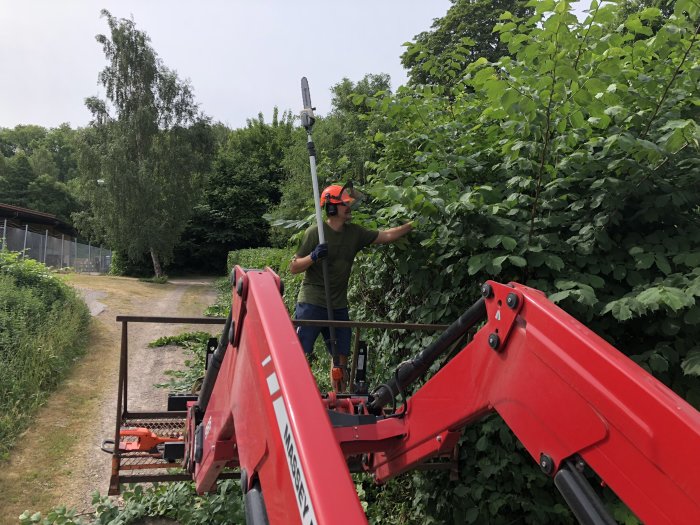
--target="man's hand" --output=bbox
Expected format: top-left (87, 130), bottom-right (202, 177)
top-left (310, 243), bottom-right (328, 262)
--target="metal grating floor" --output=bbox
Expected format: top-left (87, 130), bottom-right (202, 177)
top-left (117, 416), bottom-right (186, 470)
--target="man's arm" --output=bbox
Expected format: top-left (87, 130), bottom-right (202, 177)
top-left (289, 253), bottom-right (314, 274)
top-left (372, 221), bottom-right (413, 245)
top-left (290, 243), bottom-right (328, 274)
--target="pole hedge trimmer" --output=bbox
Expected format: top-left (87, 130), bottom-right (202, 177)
top-left (300, 77), bottom-right (345, 392)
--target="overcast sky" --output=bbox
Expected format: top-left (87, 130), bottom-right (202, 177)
top-left (0, 1), bottom-right (457, 130)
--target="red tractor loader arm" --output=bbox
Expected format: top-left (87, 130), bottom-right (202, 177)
top-left (186, 267), bottom-right (366, 524)
top-left (184, 267), bottom-right (700, 525)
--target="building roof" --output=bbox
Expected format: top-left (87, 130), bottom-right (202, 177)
top-left (0, 202), bottom-right (77, 236)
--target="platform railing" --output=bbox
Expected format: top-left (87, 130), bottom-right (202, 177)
top-left (109, 315), bottom-right (454, 494)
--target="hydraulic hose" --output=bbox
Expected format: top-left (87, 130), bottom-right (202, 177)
top-left (368, 297), bottom-right (486, 413)
top-left (197, 310), bottom-right (233, 413)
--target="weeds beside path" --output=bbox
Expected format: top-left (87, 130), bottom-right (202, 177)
top-left (0, 275), bottom-right (219, 524)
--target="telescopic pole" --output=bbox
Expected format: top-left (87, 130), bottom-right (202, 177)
top-left (300, 77), bottom-right (342, 386)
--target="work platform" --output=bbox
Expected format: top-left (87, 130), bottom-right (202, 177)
top-left (107, 315), bottom-right (230, 494)
top-left (106, 314), bottom-right (455, 494)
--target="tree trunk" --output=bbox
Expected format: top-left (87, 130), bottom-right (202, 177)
top-left (150, 247), bottom-right (163, 278)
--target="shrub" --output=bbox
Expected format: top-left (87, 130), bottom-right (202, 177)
top-left (0, 251), bottom-right (90, 459)
top-left (345, 2), bottom-right (700, 522)
top-left (227, 247), bottom-right (303, 313)
top-left (20, 480), bottom-right (245, 525)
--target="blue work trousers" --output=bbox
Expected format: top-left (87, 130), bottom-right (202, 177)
top-left (294, 302), bottom-right (351, 356)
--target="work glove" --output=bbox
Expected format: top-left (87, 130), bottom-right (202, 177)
top-left (310, 243), bottom-right (328, 262)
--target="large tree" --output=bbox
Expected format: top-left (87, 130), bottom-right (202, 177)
top-left (0, 125), bottom-right (47, 158)
top-left (77, 10), bottom-right (213, 276)
top-left (42, 124), bottom-right (79, 182)
top-left (28, 145), bottom-right (59, 180)
top-left (171, 110), bottom-right (295, 272)
top-left (401, 0), bottom-right (531, 88)
top-left (2, 152), bottom-right (36, 208)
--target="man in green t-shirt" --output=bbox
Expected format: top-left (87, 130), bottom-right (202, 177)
top-left (289, 183), bottom-right (413, 386)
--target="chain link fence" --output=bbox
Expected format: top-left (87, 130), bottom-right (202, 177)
top-left (0, 220), bottom-right (111, 273)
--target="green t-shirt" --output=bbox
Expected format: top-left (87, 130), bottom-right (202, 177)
top-left (296, 222), bottom-right (378, 309)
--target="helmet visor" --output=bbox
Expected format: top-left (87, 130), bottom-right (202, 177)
top-left (341, 186), bottom-right (364, 210)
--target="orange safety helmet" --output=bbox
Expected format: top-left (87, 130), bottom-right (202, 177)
top-left (320, 184), bottom-right (355, 207)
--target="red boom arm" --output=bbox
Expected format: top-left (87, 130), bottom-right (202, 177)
top-left (187, 269), bottom-right (700, 525)
top-left (367, 280), bottom-right (700, 525)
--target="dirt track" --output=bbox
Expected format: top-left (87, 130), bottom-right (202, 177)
top-left (0, 275), bottom-right (219, 523)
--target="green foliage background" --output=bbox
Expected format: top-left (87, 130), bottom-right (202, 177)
top-left (0, 252), bottom-right (90, 460)
top-left (170, 112), bottom-right (297, 273)
top-left (227, 247), bottom-right (304, 312)
top-left (339, 1), bottom-right (700, 523)
top-left (226, 2), bottom-right (700, 522)
top-left (0, 124), bottom-right (80, 222)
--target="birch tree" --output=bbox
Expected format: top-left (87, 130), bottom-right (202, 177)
top-left (78, 10), bottom-right (213, 276)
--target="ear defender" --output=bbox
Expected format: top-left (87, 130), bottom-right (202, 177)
top-left (325, 193), bottom-right (338, 216)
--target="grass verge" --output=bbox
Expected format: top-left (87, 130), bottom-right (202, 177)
top-left (0, 252), bottom-right (90, 460)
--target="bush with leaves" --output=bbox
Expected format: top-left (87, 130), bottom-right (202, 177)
top-left (227, 247), bottom-right (304, 313)
top-left (0, 251), bottom-right (90, 459)
top-left (343, 0), bottom-right (700, 522)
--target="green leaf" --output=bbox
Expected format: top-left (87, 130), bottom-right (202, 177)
top-left (655, 254), bottom-right (672, 275)
top-left (613, 301), bottom-right (633, 321)
top-left (684, 306), bottom-right (700, 325)
top-left (509, 255), bottom-right (527, 267)
top-left (468, 254), bottom-right (488, 275)
top-left (545, 254), bottom-right (564, 271)
top-left (351, 94), bottom-right (366, 106)
top-left (501, 236), bottom-right (517, 250)
top-left (663, 128), bottom-right (687, 153)
top-left (637, 286), bottom-right (692, 312)
top-left (659, 119), bottom-right (695, 131)
top-left (501, 89), bottom-right (520, 111)
top-left (586, 274), bottom-right (605, 288)
top-left (588, 114), bottom-right (611, 129)
top-left (639, 7), bottom-right (661, 20)
top-left (682, 350), bottom-right (700, 377)
top-left (549, 290), bottom-right (572, 303)
top-left (602, 299), bottom-right (635, 321)
top-left (625, 17), bottom-right (645, 34)
top-left (649, 353), bottom-right (669, 373)
top-left (635, 253), bottom-right (654, 269)
top-left (491, 255), bottom-right (508, 274)
top-left (465, 508), bottom-right (480, 524)
top-left (570, 110), bottom-right (585, 128)
top-left (484, 235), bottom-right (502, 248)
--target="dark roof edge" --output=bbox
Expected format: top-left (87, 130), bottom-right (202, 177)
top-left (0, 202), bottom-right (76, 234)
